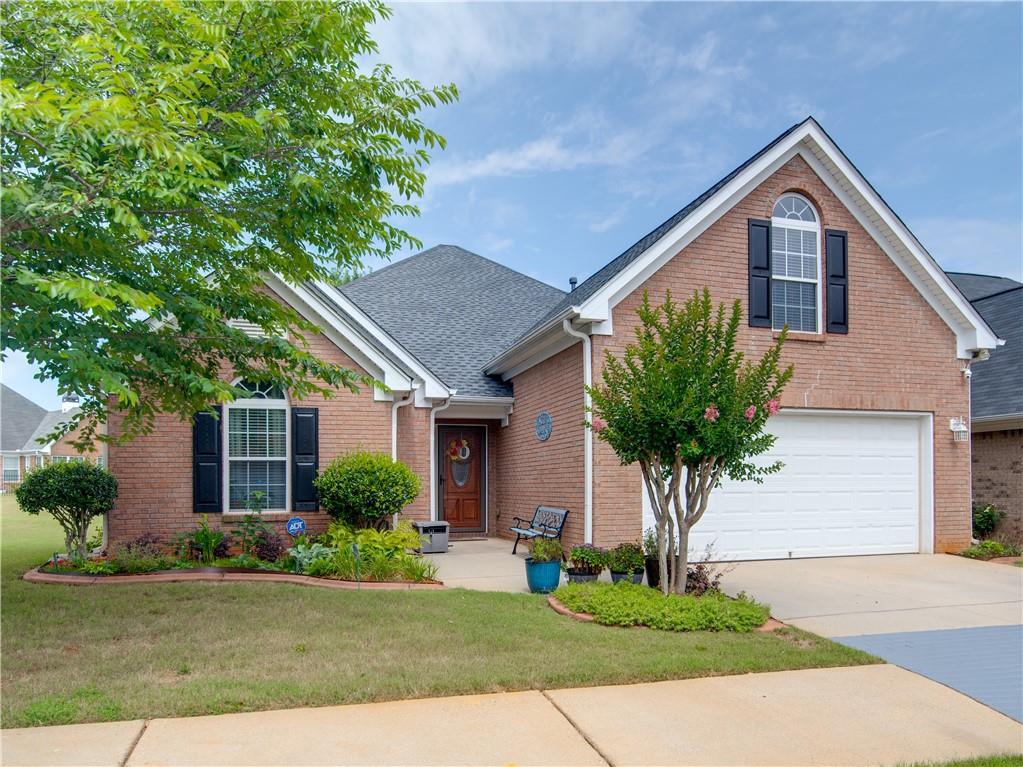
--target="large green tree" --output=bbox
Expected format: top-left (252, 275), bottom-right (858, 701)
top-left (1, 0), bottom-right (456, 447)
top-left (587, 290), bottom-right (793, 594)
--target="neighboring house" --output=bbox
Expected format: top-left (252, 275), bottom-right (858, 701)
top-left (107, 117), bottom-right (999, 560)
top-left (0, 386), bottom-right (105, 492)
top-left (947, 272), bottom-right (1022, 541)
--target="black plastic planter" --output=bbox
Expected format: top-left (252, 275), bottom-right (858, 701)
top-left (644, 557), bottom-right (673, 589)
top-left (610, 570), bottom-right (643, 584)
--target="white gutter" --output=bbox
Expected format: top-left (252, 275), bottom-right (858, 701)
top-left (428, 396), bottom-right (454, 521)
top-left (391, 385), bottom-right (416, 460)
top-left (562, 318), bottom-right (593, 544)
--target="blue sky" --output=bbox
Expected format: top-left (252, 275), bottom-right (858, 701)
top-left (5, 1), bottom-right (1022, 408)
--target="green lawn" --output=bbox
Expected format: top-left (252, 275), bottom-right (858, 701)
top-left (1, 496), bottom-right (877, 728)
top-left (901, 756), bottom-right (1023, 767)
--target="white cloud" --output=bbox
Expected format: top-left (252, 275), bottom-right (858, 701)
top-left (427, 121), bottom-right (647, 188)
top-left (911, 217), bottom-right (1023, 281)
top-left (371, 3), bottom-right (646, 87)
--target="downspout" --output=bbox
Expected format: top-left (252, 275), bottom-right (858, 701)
top-left (563, 317), bottom-right (593, 544)
top-left (429, 396), bottom-right (454, 522)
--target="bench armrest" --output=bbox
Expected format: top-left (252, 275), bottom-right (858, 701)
top-left (511, 516), bottom-right (533, 528)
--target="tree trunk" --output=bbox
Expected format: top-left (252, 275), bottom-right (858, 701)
top-left (674, 524), bottom-right (690, 595)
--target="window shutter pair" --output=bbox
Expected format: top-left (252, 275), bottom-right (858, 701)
top-left (746, 219), bottom-right (848, 334)
top-left (191, 406), bottom-right (319, 513)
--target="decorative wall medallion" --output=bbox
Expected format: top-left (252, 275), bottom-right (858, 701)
top-left (535, 411), bottom-right (553, 442)
top-left (447, 438), bottom-right (471, 487)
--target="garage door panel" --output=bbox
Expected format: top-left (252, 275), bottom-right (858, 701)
top-left (641, 413), bottom-right (923, 561)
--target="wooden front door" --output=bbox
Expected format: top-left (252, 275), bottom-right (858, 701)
top-left (438, 425), bottom-right (485, 531)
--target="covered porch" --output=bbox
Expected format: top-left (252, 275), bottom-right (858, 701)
top-left (425, 538), bottom-right (531, 593)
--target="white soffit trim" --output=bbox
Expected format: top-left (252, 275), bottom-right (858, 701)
top-left (572, 119), bottom-right (998, 358)
top-left (313, 281), bottom-right (452, 399)
top-left (265, 277), bottom-right (418, 401)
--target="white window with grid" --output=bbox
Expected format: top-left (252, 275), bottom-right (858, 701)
top-left (224, 380), bottom-right (288, 513)
top-left (771, 194), bottom-right (821, 333)
top-left (3, 456), bottom-right (20, 483)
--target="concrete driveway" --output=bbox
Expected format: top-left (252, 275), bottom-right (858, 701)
top-left (724, 554), bottom-right (1023, 721)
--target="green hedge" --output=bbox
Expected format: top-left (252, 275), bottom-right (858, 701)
top-left (554, 581), bottom-right (769, 632)
top-left (314, 451), bottom-right (420, 528)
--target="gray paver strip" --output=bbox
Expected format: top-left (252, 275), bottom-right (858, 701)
top-left (838, 625), bottom-right (1023, 723)
top-left (547, 665), bottom-right (1023, 767)
top-left (125, 690), bottom-right (606, 767)
top-left (0, 719), bottom-right (145, 767)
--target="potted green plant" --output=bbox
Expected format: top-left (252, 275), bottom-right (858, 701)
top-left (525, 538), bottom-right (563, 593)
top-left (564, 544), bottom-right (606, 583)
top-left (608, 541), bottom-right (644, 584)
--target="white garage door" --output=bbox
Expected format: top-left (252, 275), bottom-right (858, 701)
top-left (641, 412), bottom-right (927, 561)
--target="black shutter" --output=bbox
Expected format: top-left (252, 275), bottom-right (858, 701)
top-left (748, 219), bottom-right (772, 328)
top-left (193, 406), bottom-right (222, 513)
top-left (292, 407), bottom-right (319, 511)
top-left (825, 229), bottom-right (849, 334)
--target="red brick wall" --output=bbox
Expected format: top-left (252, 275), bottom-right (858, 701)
top-left (397, 404), bottom-right (432, 522)
top-left (497, 344), bottom-right (586, 548)
top-left (107, 328), bottom-right (393, 547)
top-left (590, 155), bottom-right (972, 552)
top-left (972, 429), bottom-right (1023, 544)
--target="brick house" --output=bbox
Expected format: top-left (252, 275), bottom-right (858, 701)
top-left (947, 273), bottom-right (1022, 543)
top-left (1, 386), bottom-right (105, 493)
top-left (107, 117), bottom-right (1000, 559)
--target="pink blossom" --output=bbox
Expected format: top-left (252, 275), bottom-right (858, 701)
top-left (744, 405), bottom-right (757, 422)
top-left (703, 404), bottom-right (719, 422)
top-left (766, 398), bottom-right (781, 416)
top-left (591, 417), bottom-right (607, 433)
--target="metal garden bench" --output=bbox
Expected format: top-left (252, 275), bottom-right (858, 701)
top-left (510, 506), bottom-right (569, 555)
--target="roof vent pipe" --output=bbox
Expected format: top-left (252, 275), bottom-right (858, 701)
top-left (569, 277), bottom-right (577, 292)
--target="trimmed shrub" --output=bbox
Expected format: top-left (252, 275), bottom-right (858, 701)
top-left (554, 582), bottom-right (769, 632)
top-left (315, 451), bottom-right (420, 528)
top-left (16, 461), bottom-right (118, 558)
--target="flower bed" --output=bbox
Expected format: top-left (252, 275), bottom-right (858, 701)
top-left (23, 565), bottom-right (442, 589)
top-left (552, 581), bottom-right (770, 632)
top-left (29, 516), bottom-right (441, 587)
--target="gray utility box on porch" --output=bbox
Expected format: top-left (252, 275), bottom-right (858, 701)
top-left (413, 520), bottom-right (450, 554)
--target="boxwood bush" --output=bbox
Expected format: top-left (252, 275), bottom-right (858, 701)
top-left (554, 581), bottom-right (769, 632)
top-left (16, 460), bottom-right (117, 558)
top-left (314, 451), bottom-right (420, 529)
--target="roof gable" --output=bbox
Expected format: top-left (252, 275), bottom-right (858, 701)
top-left (340, 245), bottom-right (565, 397)
top-left (488, 117), bottom-right (999, 374)
top-left (1, 385), bottom-right (48, 452)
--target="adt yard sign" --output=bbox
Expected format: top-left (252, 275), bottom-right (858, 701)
top-left (286, 517), bottom-right (306, 537)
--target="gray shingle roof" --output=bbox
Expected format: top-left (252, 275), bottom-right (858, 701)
top-left (946, 272), bottom-right (1022, 302)
top-left (339, 245), bottom-right (565, 397)
top-left (1, 385), bottom-right (47, 451)
top-left (24, 408), bottom-right (80, 450)
top-left (505, 119), bottom-right (806, 348)
top-left (966, 284), bottom-right (1022, 420)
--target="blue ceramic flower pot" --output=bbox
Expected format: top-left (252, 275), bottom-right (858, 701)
top-left (525, 558), bottom-right (561, 593)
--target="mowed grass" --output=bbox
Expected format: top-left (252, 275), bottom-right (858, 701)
top-left (1, 496), bottom-right (877, 728)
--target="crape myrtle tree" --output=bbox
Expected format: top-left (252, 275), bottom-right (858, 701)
top-left (587, 289), bottom-right (793, 595)
top-left (1, 0), bottom-right (457, 448)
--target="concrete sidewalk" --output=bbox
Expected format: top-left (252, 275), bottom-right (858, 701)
top-left (3, 665), bottom-right (1021, 767)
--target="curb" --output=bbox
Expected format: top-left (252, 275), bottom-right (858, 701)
top-left (22, 566), bottom-right (444, 591)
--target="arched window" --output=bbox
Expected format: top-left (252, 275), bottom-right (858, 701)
top-left (226, 378), bottom-right (288, 512)
top-left (771, 193), bottom-right (820, 332)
